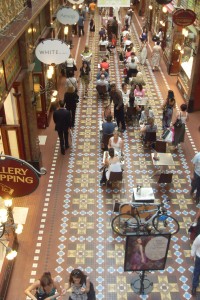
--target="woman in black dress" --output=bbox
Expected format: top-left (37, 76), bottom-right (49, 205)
top-left (89, 16), bottom-right (95, 37)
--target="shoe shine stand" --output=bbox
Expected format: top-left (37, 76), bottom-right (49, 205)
top-left (131, 271), bottom-right (153, 295)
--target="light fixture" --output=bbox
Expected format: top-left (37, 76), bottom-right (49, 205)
top-left (72, 4), bottom-right (76, 9)
top-left (52, 90), bottom-right (58, 97)
top-left (162, 6), bottom-right (168, 13)
top-left (47, 69), bottom-right (53, 79)
top-left (79, 4), bottom-right (82, 8)
top-left (0, 208), bottom-right (8, 223)
top-left (182, 28), bottom-right (188, 37)
top-left (0, 242), bottom-right (18, 260)
top-left (64, 26), bottom-right (69, 35)
top-left (149, 4), bottom-right (153, 10)
top-left (15, 224), bottom-right (23, 235)
top-left (4, 199), bottom-right (12, 208)
top-left (180, 49), bottom-right (184, 54)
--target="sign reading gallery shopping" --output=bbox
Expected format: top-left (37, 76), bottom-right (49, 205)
top-left (35, 39), bottom-right (70, 65)
top-left (0, 156), bottom-right (39, 198)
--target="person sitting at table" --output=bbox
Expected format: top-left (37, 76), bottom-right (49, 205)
top-left (140, 117), bottom-right (157, 146)
top-left (126, 51), bottom-right (139, 65)
top-left (126, 58), bottom-right (138, 83)
top-left (96, 74), bottom-right (109, 92)
top-left (99, 26), bottom-right (107, 40)
top-left (124, 36), bottom-right (133, 51)
top-left (100, 147), bottom-right (122, 186)
top-left (134, 84), bottom-right (145, 97)
top-left (102, 104), bottom-right (112, 122)
top-left (102, 115), bottom-right (117, 135)
top-left (99, 36), bottom-right (109, 47)
top-left (108, 131), bottom-right (124, 154)
top-left (96, 68), bottom-right (109, 81)
top-left (100, 57), bottom-right (109, 73)
top-left (139, 106), bottom-right (154, 124)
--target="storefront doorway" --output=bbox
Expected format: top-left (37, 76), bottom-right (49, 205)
top-left (0, 89), bottom-right (25, 159)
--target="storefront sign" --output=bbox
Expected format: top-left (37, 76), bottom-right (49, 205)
top-left (0, 156), bottom-right (39, 198)
top-left (156, 0), bottom-right (172, 4)
top-left (57, 7), bottom-right (79, 25)
top-left (98, 0), bottom-right (130, 8)
top-left (67, 0), bottom-right (84, 5)
top-left (35, 39), bottom-right (70, 65)
top-left (173, 9), bottom-right (196, 27)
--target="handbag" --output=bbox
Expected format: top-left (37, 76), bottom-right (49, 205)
top-left (174, 112), bottom-right (183, 128)
top-left (162, 128), bottom-right (173, 143)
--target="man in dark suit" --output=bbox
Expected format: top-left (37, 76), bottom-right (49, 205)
top-left (53, 100), bottom-right (71, 155)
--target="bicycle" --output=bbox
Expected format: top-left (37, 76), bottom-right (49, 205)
top-left (111, 200), bottom-right (179, 236)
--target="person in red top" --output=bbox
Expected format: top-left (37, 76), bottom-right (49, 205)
top-left (100, 58), bottom-right (109, 73)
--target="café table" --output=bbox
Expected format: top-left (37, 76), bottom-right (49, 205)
top-left (151, 152), bottom-right (175, 178)
top-left (132, 187), bottom-right (155, 203)
top-left (135, 97), bottom-right (149, 107)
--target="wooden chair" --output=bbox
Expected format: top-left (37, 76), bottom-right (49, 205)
top-left (144, 132), bottom-right (157, 147)
top-left (155, 140), bottom-right (167, 153)
top-left (107, 171), bottom-right (123, 188)
top-left (158, 173), bottom-right (173, 184)
top-left (96, 85), bottom-right (108, 100)
top-left (101, 133), bottom-right (113, 150)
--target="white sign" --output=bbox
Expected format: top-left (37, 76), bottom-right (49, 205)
top-left (57, 7), bottom-right (79, 25)
top-left (35, 39), bottom-right (70, 65)
top-left (98, 0), bottom-right (130, 7)
top-left (68, 0), bottom-right (84, 4)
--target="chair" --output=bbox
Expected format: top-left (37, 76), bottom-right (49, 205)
top-left (158, 173), bottom-right (173, 184)
top-left (101, 133), bottom-right (113, 150)
top-left (99, 44), bottom-right (107, 51)
top-left (107, 171), bottom-right (123, 188)
top-left (155, 140), bottom-right (167, 153)
top-left (144, 132), bottom-right (157, 147)
top-left (126, 107), bottom-right (139, 126)
top-left (96, 85), bottom-right (108, 100)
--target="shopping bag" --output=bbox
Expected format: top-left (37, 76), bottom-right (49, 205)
top-left (162, 129), bottom-right (173, 143)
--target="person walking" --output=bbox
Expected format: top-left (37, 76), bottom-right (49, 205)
top-left (191, 234), bottom-right (200, 295)
top-left (110, 83), bottom-right (126, 132)
top-left (151, 41), bottom-right (162, 71)
top-left (25, 271), bottom-right (62, 299)
top-left (77, 13), bottom-right (85, 37)
top-left (64, 70), bottom-right (78, 128)
top-left (172, 103), bottom-right (189, 150)
top-left (80, 45), bottom-right (93, 65)
top-left (79, 61), bottom-right (91, 98)
top-left (140, 40), bottom-right (147, 65)
top-left (53, 100), bottom-right (71, 155)
top-left (191, 152), bottom-right (200, 204)
top-left (162, 97), bottom-right (176, 130)
top-left (89, 16), bottom-right (95, 37)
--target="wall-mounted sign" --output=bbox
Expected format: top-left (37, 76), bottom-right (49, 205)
top-left (98, 0), bottom-right (130, 7)
top-left (173, 9), bottom-right (196, 27)
top-left (57, 7), bottom-right (79, 25)
top-left (0, 156), bottom-right (40, 198)
top-left (35, 39), bottom-right (70, 65)
top-left (66, 0), bottom-right (84, 6)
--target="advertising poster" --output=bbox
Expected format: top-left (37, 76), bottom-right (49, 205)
top-left (124, 234), bottom-right (171, 271)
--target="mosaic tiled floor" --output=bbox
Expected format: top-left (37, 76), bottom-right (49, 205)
top-left (7, 9), bottom-right (199, 300)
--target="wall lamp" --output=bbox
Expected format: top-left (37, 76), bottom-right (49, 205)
top-left (0, 241), bottom-right (17, 260)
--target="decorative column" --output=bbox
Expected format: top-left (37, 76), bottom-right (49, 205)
top-left (188, 29), bottom-right (200, 112)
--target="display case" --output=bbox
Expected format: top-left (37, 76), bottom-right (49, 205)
top-left (177, 25), bottom-right (197, 101)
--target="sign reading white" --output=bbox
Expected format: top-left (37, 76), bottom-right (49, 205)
top-left (98, 0), bottom-right (130, 7)
top-left (68, 0), bottom-right (84, 4)
top-left (57, 7), bottom-right (79, 25)
top-left (35, 39), bottom-right (70, 65)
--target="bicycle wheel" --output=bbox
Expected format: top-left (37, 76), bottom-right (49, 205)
top-left (152, 214), bottom-right (179, 235)
top-left (111, 213), bottom-right (139, 236)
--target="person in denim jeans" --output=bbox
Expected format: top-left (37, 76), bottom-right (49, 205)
top-left (191, 235), bottom-right (200, 295)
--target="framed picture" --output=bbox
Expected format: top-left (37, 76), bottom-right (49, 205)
top-left (124, 234), bottom-right (171, 272)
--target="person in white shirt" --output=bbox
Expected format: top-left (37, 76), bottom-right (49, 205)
top-left (124, 37), bottom-right (133, 51)
top-left (126, 52), bottom-right (139, 65)
top-left (191, 234), bottom-right (200, 295)
top-left (120, 83), bottom-right (130, 109)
